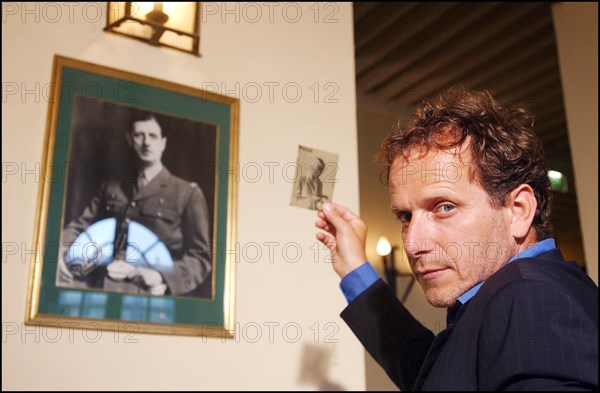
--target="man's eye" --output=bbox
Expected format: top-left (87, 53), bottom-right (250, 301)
top-left (438, 204), bottom-right (455, 213)
top-left (396, 212), bottom-right (411, 223)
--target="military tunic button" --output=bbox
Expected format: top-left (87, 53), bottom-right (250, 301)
top-left (106, 206), bottom-right (111, 211)
top-left (157, 211), bottom-right (162, 217)
top-left (159, 198), bottom-right (164, 204)
top-left (131, 201), bottom-right (137, 207)
top-left (124, 218), bottom-right (130, 224)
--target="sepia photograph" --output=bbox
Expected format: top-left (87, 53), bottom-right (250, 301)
top-left (290, 145), bottom-right (338, 211)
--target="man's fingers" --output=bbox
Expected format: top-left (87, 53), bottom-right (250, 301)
top-left (316, 232), bottom-right (337, 254)
top-left (315, 232), bottom-right (327, 243)
top-left (328, 202), bottom-right (363, 224)
top-left (315, 218), bottom-right (327, 229)
top-left (315, 218), bottom-right (335, 235)
top-left (316, 211), bottom-right (334, 233)
top-left (321, 203), bottom-right (352, 233)
top-left (324, 202), bottom-right (367, 236)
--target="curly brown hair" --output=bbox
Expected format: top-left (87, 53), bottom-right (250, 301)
top-left (377, 86), bottom-right (553, 240)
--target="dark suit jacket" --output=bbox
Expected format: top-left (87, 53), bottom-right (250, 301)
top-left (341, 249), bottom-right (598, 391)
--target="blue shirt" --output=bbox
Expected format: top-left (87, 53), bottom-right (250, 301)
top-left (340, 239), bottom-right (557, 309)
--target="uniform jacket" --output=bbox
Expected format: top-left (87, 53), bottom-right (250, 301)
top-left (295, 175), bottom-right (327, 210)
top-left (58, 168), bottom-right (212, 298)
top-left (341, 249), bottom-right (598, 391)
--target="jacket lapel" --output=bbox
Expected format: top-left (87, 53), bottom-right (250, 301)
top-left (412, 302), bottom-right (468, 390)
top-left (412, 326), bottom-right (454, 390)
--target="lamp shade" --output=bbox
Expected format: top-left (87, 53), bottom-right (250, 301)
top-left (105, 2), bottom-right (200, 56)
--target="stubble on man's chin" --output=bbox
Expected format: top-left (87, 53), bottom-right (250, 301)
top-left (423, 288), bottom-right (463, 308)
top-left (419, 278), bottom-right (473, 308)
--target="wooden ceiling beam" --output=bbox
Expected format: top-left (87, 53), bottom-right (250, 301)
top-left (405, 14), bottom-right (554, 105)
top-left (356, 2), bottom-right (488, 92)
top-left (490, 56), bottom-right (558, 100)
top-left (498, 71), bottom-right (560, 107)
top-left (354, 2), bottom-right (382, 25)
top-left (356, 3), bottom-right (458, 76)
top-left (378, 3), bottom-right (543, 100)
top-left (533, 99), bottom-right (566, 124)
top-left (355, 3), bottom-right (419, 52)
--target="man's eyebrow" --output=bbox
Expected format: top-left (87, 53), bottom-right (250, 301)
top-left (390, 194), bottom-right (456, 215)
top-left (390, 206), bottom-right (408, 215)
top-left (422, 195), bottom-right (452, 205)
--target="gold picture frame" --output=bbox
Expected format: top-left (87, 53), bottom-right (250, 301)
top-left (25, 55), bottom-right (238, 338)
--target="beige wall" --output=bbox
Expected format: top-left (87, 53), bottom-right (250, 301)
top-left (2, 2), bottom-right (364, 390)
top-left (552, 2), bottom-right (598, 284)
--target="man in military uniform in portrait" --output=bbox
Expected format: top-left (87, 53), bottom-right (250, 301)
top-left (57, 113), bottom-right (212, 299)
top-left (295, 157), bottom-right (329, 211)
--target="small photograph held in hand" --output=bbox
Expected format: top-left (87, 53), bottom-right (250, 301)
top-left (290, 145), bottom-right (338, 211)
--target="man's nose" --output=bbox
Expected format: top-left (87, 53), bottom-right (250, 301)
top-left (403, 215), bottom-right (434, 258)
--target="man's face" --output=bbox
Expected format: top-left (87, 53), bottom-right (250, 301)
top-left (388, 146), bottom-right (516, 307)
top-left (129, 118), bottom-right (166, 165)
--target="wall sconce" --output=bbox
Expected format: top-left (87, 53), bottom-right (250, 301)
top-left (105, 2), bottom-right (201, 56)
top-left (376, 236), bottom-right (415, 303)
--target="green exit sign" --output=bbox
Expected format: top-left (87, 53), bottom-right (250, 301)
top-left (548, 170), bottom-right (568, 193)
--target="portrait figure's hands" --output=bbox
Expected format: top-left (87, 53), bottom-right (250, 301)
top-left (107, 260), bottom-right (167, 295)
top-left (106, 260), bottom-right (135, 281)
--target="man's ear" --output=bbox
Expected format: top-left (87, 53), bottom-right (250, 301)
top-left (508, 184), bottom-right (537, 240)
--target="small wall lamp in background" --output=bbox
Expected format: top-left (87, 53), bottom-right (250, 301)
top-left (376, 236), bottom-right (415, 303)
top-left (105, 2), bottom-right (201, 56)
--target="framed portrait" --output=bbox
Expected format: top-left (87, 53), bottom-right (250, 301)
top-left (25, 55), bottom-right (239, 338)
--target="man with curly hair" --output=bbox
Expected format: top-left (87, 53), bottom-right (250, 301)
top-left (315, 87), bottom-right (598, 390)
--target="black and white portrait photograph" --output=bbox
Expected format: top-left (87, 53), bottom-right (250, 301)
top-left (56, 95), bottom-right (217, 299)
top-left (290, 145), bottom-right (338, 211)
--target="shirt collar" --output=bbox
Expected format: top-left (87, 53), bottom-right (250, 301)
top-left (506, 238), bottom-right (556, 263)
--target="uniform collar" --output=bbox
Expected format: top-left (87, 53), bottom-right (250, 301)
top-left (133, 167), bottom-right (170, 200)
top-left (140, 162), bottom-right (164, 184)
